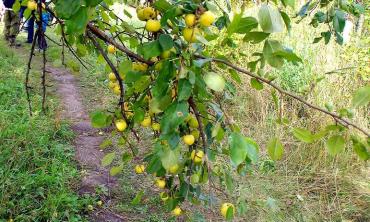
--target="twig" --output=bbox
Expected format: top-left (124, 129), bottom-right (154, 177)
top-left (188, 97), bottom-right (207, 151)
top-left (196, 55), bottom-right (369, 137)
top-left (87, 23), bottom-right (153, 65)
top-left (87, 31), bottom-right (140, 142)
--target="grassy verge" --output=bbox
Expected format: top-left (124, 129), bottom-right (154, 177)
top-left (0, 35), bottom-right (91, 221)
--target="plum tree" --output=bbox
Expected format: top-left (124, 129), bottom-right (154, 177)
top-left (18, 0), bottom-right (369, 220)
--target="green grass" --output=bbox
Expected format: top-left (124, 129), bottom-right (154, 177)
top-left (0, 38), bottom-right (92, 221)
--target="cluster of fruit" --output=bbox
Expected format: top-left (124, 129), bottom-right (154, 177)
top-left (136, 6), bottom-right (162, 32)
top-left (183, 11), bottom-right (215, 42)
top-left (136, 5), bottom-right (216, 43)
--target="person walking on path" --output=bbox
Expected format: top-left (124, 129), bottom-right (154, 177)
top-left (2, 0), bottom-right (20, 46)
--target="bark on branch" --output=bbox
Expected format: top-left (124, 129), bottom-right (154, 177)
top-left (195, 55), bottom-right (369, 137)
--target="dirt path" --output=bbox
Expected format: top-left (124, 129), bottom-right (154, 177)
top-left (47, 66), bottom-right (127, 222)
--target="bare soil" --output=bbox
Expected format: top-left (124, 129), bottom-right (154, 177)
top-left (48, 66), bottom-right (128, 222)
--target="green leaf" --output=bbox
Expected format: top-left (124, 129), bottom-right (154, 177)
top-left (273, 50), bottom-right (302, 62)
top-left (158, 34), bottom-right (174, 51)
top-left (23, 8), bottom-right (32, 19)
top-left (326, 135), bottom-right (345, 156)
top-left (224, 172), bottom-right (234, 193)
top-left (352, 139), bottom-right (369, 161)
top-left (281, 0), bottom-right (295, 8)
top-left (101, 152), bottom-right (116, 167)
top-left (292, 128), bottom-right (314, 143)
top-left (160, 147), bottom-right (180, 171)
top-left (177, 79), bottom-right (192, 101)
top-left (99, 139), bottom-right (112, 149)
top-left (227, 12), bottom-right (243, 36)
top-left (139, 40), bottom-right (162, 60)
top-left (234, 17), bottom-right (258, 34)
top-left (243, 32), bottom-right (270, 43)
top-left (226, 207), bottom-right (234, 220)
top-left (65, 7), bottom-right (89, 34)
top-left (131, 190), bottom-right (145, 205)
top-left (12, 1), bottom-right (20, 12)
top-left (333, 10), bottom-right (346, 33)
top-left (267, 137), bottom-right (284, 160)
top-left (55, 0), bottom-right (81, 19)
top-left (228, 69), bottom-right (241, 84)
top-left (250, 78), bottom-right (264, 90)
top-left (86, 0), bottom-right (103, 7)
top-left (90, 111), bottom-right (112, 128)
top-left (263, 40), bottom-right (285, 68)
top-left (229, 133), bottom-right (248, 166)
top-left (153, 0), bottom-right (172, 12)
top-left (280, 11), bottom-right (291, 32)
top-left (229, 133), bottom-right (259, 166)
top-left (160, 102), bottom-right (189, 134)
top-left (122, 152), bottom-right (132, 163)
top-left (110, 164), bottom-right (123, 176)
top-left (258, 4), bottom-right (284, 33)
top-left (352, 86), bottom-right (370, 108)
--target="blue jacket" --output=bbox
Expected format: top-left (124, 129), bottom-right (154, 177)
top-left (2, 0), bottom-right (16, 8)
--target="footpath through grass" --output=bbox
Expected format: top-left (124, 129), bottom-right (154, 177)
top-left (0, 40), bottom-right (91, 220)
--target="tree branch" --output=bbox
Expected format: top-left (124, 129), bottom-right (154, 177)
top-left (87, 23), bottom-right (153, 65)
top-left (196, 55), bottom-right (369, 137)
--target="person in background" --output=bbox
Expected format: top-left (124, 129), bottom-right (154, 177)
top-left (2, 0), bottom-right (20, 46)
top-left (19, 3), bottom-right (34, 44)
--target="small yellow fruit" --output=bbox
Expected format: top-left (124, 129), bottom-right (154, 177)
top-left (115, 119), bottom-right (127, 132)
top-left (155, 178), bottom-right (166, 189)
top-left (27, 1), bottom-right (37, 10)
top-left (188, 116), bottom-right (199, 128)
top-left (199, 11), bottom-right (215, 27)
top-left (146, 19), bottom-right (161, 32)
top-left (141, 117), bottom-right (151, 127)
top-left (160, 192), bottom-right (169, 201)
top-left (220, 203), bottom-right (235, 218)
top-left (185, 14), bottom-right (196, 27)
top-left (87, 204), bottom-right (94, 211)
top-left (137, 9), bottom-right (146, 21)
top-left (172, 206), bottom-right (182, 216)
top-left (183, 134), bottom-right (195, 145)
top-left (143, 7), bottom-right (156, 20)
top-left (152, 122), bottom-right (161, 131)
top-left (191, 150), bottom-right (204, 164)
top-left (132, 62), bottom-right (148, 71)
top-left (169, 164), bottom-right (179, 174)
top-left (161, 51), bottom-right (171, 59)
top-left (183, 28), bottom-right (200, 43)
top-left (97, 200), bottom-right (103, 206)
top-left (113, 85), bottom-right (121, 95)
top-left (135, 164), bottom-right (145, 174)
top-left (155, 62), bottom-right (163, 71)
top-left (108, 72), bottom-right (116, 81)
top-left (191, 130), bottom-right (200, 140)
top-left (107, 44), bottom-right (116, 54)
top-left (8, 219), bottom-right (14, 222)
top-left (108, 81), bottom-right (118, 89)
